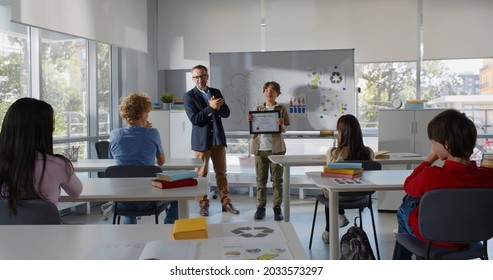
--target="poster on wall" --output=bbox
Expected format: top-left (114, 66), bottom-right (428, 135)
top-left (210, 49), bottom-right (355, 132)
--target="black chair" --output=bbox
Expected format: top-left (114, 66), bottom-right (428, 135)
top-left (0, 199), bottom-right (61, 225)
top-left (309, 160), bottom-right (382, 260)
top-left (104, 165), bottom-right (168, 224)
top-left (95, 140), bottom-right (112, 219)
top-left (393, 188), bottom-right (493, 260)
top-left (95, 140), bottom-right (110, 159)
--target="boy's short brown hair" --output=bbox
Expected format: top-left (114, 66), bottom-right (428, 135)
top-left (427, 109), bottom-right (477, 158)
top-left (263, 81), bottom-right (281, 95)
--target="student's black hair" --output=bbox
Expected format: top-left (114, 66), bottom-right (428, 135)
top-left (0, 98), bottom-right (73, 214)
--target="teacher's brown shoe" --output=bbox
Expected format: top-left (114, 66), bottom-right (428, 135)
top-left (222, 203), bottom-right (240, 214)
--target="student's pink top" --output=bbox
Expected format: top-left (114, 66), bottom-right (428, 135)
top-left (33, 152), bottom-right (83, 205)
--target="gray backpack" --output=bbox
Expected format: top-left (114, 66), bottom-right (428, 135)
top-left (340, 218), bottom-right (376, 260)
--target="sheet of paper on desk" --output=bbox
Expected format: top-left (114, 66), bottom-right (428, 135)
top-left (331, 177), bottom-right (374, 185)
top-left (222, 242), bottom-right (293, 260)
top-left (222, 222), bottom-right (287, 244)
top-left (85, 240), bottom-right (198, 260)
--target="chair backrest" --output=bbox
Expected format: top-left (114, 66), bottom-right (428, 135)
top-left (104, 165), bottom-right (162, 178)
top-left (419, 188), bottom-right (493, 243)
top-left (0, 199), bottom-right (61, 225)
top-left (95, 141), bottom-right (110, 159)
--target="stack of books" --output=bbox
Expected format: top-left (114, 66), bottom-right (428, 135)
top-left (404, 100), bottom-right (427, 109)
top-left (481, 153), bottom-right (493, 168)
top-left (173, 98), bottom-right (185, 110)
top-left (321, 162), bottom-right (363, 179)
top-left (151, 170), bottom-right (199, 189)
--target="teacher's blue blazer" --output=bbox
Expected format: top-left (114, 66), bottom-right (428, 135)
top-left (183, 86), bottom-right (230, 151)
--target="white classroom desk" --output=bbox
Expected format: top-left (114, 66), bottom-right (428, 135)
top-left (73, 158), bottom-right (203, 173)
top-left (305, 170), bottom-right (411, 260)
top-left (59, 177), bottom-right (209, 218)
top-left (0, 222), bottom-right (307, 260)
top-left (268, 154), bottom-right (424, 222)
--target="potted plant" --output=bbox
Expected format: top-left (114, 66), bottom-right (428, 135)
top-left (160, 92), bottom-right (174, 110)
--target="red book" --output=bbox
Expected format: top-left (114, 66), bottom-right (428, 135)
top-left (151, 178), bottom-right (198, 189)
top-left (320, 172), bottom-right (362, 179)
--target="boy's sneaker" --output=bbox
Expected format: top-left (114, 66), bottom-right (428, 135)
top-left (322, 230), bottom-right (330, 243)
top-left (339, 214), bottom-right (349, 228)
top-left (254, 205), bottom-right (266, 220)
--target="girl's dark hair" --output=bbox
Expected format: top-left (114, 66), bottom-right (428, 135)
top-left (0, 98), bottom-right (72, 214)
top-left (331, 114), bottom-right (372, 160)
top-left (427, 109), bottom-right (477, 158)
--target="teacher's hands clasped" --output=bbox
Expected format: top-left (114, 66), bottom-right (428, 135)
top-left (209, 96), bottom-right (224, 110)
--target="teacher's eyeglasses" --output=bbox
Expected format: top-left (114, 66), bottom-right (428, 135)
top-left (192, 74), bottom-right (208, 80)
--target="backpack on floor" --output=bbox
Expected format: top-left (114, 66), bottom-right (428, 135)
top-left (340, 217), bottom-right (376, 260)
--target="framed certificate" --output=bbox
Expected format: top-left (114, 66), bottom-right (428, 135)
top-left (249, 110), bottom-right (281, 134)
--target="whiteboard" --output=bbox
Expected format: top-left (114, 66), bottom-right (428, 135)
top-left (210, 49), bottom-right (355, 132)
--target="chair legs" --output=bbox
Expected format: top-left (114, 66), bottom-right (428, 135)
top-left (309, 200), bottom-right (319, 249)
top-left (309, 196), bottom-right (381, 260)
top-left (112, 201), bottom-right (161, 225)
top-left (368, 204), bottom-right (381, 260)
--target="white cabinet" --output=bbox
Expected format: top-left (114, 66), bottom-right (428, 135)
top-left (149, 110), bottom-right (194, 159)
top-left (148, 110), bottom-right (170, 158)
top-left (169, 111), bottom-right (194, 158)
top-left (378, 109), bottom-right (444, 155)
top-left (377, 109), bottom-right (444, 211)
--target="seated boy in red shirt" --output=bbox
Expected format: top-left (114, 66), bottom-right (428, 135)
top-left (393, 109), bottom-right (493, 260)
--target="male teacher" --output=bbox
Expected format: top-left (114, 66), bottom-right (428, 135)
top-left (183, 65), bottom-right (239, 217)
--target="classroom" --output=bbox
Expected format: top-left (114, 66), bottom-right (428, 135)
top-left (1, 0), bottom-right (493, 268)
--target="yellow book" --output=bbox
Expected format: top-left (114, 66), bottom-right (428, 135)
top-left (173, 217), bottom-right (208, 240)
top-left (323, 167), bottom-right (363, 175)
top-left (375, 150), bottom-right (390, 159)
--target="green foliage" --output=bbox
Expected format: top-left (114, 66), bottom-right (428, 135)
top-left (161, 92), bottom-right (174, 103)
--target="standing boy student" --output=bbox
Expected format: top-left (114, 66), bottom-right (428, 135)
top-left (184, 65), bottom-right (239, 217)
top-left (393, 109), bottom-right (493, 259)
top-left (246, 81), bottom-right (290, 221)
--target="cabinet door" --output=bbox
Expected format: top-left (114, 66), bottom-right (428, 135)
top-left (170, 111), bottom-right (195, 158)
top-left (414, 109), bottom-right (444, 156)
top-left (148, 110), bottom-right (170, 158)
top-left (378, 109), bottom-right (415, 153)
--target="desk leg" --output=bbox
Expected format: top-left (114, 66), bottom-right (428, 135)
top-left (329, 190), bottom-right (339, 260)
top-left (283, 166), bottom-right (290, 222)
top-left (178, 200), bottom-right (189, 219)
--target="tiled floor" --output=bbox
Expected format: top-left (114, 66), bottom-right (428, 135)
top-left (61, 187), bottom-right (400, 260)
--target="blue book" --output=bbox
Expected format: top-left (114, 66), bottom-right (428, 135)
top-left (326, 162), bottom-right (363, 169)
top-left (155, 170), bottom-right (199, 182)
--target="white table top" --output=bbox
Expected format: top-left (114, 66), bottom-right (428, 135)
top-left (305, 169), bottom-right (412, 192)
top-left (0, 222), bottom-right (307, 260)
top-left (73, 158), bottom-right (202, 173)
top-left (269, 154), bottom-right (425, 167)
top-left (59, 177), bottom-right (208, 202)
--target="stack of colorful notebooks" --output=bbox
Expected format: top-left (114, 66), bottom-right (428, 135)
top-left (151, 170), bottom-right (199, 189)
top-left (321, 162), bottom-right (363, 179)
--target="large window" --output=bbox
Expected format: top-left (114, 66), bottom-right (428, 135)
top-left (97, 43), bottom-right (111, 136)
top-left (0, 11), bottom-right (29, 125)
